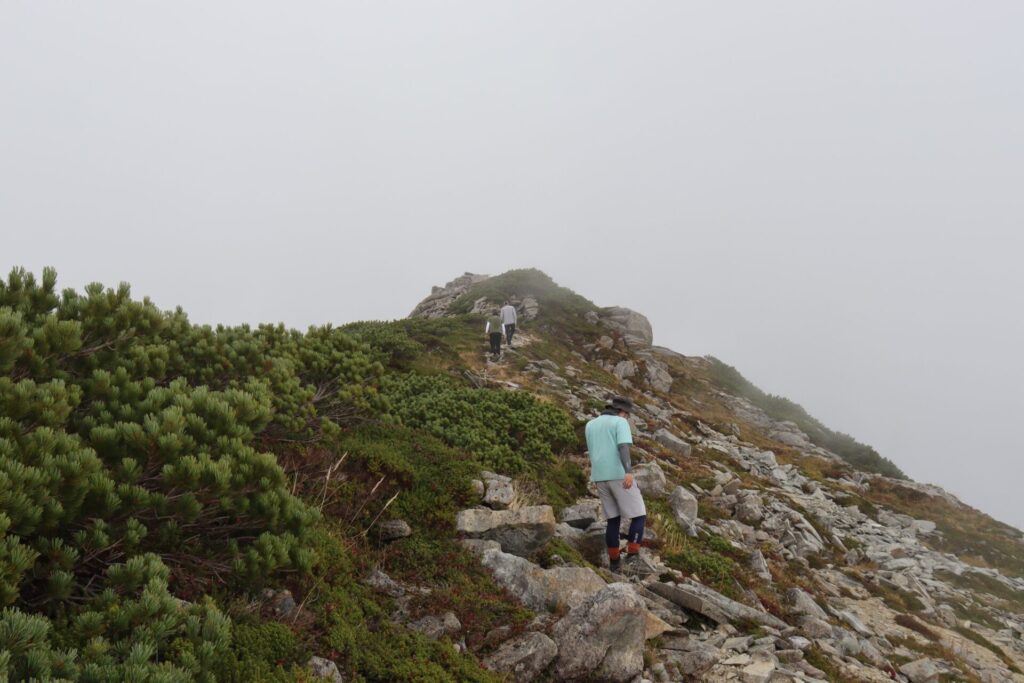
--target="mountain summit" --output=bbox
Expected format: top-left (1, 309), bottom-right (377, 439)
top-left (2, 266), bottom-right (1022, 682)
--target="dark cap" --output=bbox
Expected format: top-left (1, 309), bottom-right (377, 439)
top-left (605, 396), bottom-right (634, 414)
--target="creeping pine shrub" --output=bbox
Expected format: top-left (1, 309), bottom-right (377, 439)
top-left (338, 425), bottom-right (479, 531)
top-left (0, 554), bottom-right (232, 682)
top-left (217, 622), bottom-right (302, 683)
top-left (341, 321), bottom-right (424, 366)
top-left (381, 374), bottom-right (578, 473)
top-left (0, 268), bottom-right (391, 679)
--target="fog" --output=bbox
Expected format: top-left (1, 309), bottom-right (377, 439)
top-left (3, 2), bottom-right (1022, 528)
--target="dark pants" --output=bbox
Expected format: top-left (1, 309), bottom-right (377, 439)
top-left (504, 323), bottom-right (516, 345)
top-left (606, 515), bottom-right (646, 549)
top-left (489, 333), bottom-right (502, 355)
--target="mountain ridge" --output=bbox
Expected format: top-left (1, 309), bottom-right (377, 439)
top-left (399, 268), bottom-right (1024, 681)
top-left (2, 265), bottom-right (1022, 683)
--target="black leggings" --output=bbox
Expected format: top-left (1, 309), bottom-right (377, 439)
top-left (606, 515), bottom-right (646, 548)
top-left (505, 324), bottom-right (516, 345)
top-left (489, 333), bottom-right (502, 355)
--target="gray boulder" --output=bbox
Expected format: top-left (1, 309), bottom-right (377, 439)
top-left (599, 307), bottom-right (654, 348)
top-left (613, 360), bottom-right (637, 380)
top-left (936, 603), bottom-right (958, 629)
top-left (735, 493), bottom-right (764, 525)
top-left (668, 486), bottom-right (699, 530)
top-left (914, 519), bottom-right (937, 535)
top-left (574, 522), bottom-right (612, 566)
top-left (723, 636), bottom-right (753, 652)
top-left (740, 651), bottom-right (778, 683)
top-left (676, 646), bottom-right (722, 677)
top-left (784, 588), bottom-right (828, 620)
top-left (644, 359), bottom-right (674, 393)
top-left (632, 462), bottom-right (668, 496)
top-left (647, 581), bottom-right (788, 630)
top-left (408, 611), bottom-right (461, 640)
top-left (900, 658), bottom-right (941, 682)
top-left (479, 547), bottom-right (606, 612)
top-left (552, 583), bottom-right (648, 682)
top-left (308, 656), bottom-right (344, 682)
top-left (560, 499), bottom-right (603, 529)
top-left (520, 296), bottom-right (540, 321)
top-left (554, 522), bottom-right (584, 541)
top-left (654, 429), bottom-right (692, 457)
top-left (483, 632), bottom-right (558, 682)
top-left (483, 479), bottom-right (515, 510)
top-left (798, 616), bottom-right (834, 639)
top-left (363, 569), bottom-right (405, 598)
top-left (749, 550), bottom-right (772, 581)
top-left (456, 506), bottom-right (556, 557)
top-left (377, 519), bottom-right (412, 541)
top-left (262, 588), bottom-right (298, 618)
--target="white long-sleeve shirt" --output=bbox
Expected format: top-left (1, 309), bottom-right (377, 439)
top-left (500, 305), bottom-right (518, 326)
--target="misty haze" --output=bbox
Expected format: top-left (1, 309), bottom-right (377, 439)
top-left (2, 3), bottom-right (1024, 682)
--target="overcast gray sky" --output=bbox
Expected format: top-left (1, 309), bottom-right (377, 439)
top-left (3, 2), bottom-right (1023, 529)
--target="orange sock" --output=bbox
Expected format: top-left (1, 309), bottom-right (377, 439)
top-left (627, 542), bottom-right (641, 555)
top-left (608, 547), bottom-right (621, 560)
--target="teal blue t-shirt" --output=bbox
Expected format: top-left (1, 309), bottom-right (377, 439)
top-left (585, 413), bottom-right (634, 482)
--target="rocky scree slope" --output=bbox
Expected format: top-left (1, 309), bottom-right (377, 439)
top-left (402, 269), bottom-right (1024, 683)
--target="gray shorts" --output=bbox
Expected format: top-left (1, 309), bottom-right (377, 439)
top-left (595, 479), bottom-right (646, 520)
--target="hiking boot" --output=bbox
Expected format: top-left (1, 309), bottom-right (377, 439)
top-left (608, 557), bottom-right (622, 573)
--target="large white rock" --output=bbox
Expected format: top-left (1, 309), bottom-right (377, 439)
top-left (559, 499), bottom-right (603, 529)
top-left (599, 307), bottom-right (654, 348)
top-left (613, 360), bottom-right (637, 380)
top-left (483, 479), bottom-right (515, 510)
top-left (647, 581), bottom-right (788, 631)
top-left (654, 429), bottom-right (692, 457)
top-left (632, 461), bottom-right (668, 496)
top-left (308, 656), bottom-right (343, 683)
top-left (552, 583), bottom-right (648, 682)
top-left (483, 632), bottom-right (558, 682)
top-left (740, 651), bottom-right (778, 683)
top-left (479, 547), bottom-right (607, 612)
top-left (784, 588), bottom-right (828, 620)
top-left (668, 486), bottom-right (699, 530)
top-left (900, 658), bottom-right (941, 682)
top-left (644, 359), bottom-right (674, 393)
top-left (456, 506), bottom-right (556, 557)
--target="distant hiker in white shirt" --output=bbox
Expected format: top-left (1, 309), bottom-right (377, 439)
top-left (485, 311), bottom-right (504, 359)
top-left (500, 302), bottom-right (518, 347)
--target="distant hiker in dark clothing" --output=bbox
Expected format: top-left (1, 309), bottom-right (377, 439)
top-left (500, 301), bottom-right (518, 347)
top-left (485, 311), bottom-right (504, 358)
top-left (585, 396), bottom-right (647, 574)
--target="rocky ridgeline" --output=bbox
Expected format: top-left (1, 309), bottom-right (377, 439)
top-left (394, 275), bottom-right (1024, 682)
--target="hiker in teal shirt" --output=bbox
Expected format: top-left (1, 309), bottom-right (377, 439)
top-left (585, 396), bottom-right (647, 574)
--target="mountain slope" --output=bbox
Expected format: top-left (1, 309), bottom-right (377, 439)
top-left (2, 266), bottom-right (1022, 683)
top-left (398, 268), bottom-right (1024, 682)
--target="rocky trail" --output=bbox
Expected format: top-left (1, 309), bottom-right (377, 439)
top-left (365, 272), bottom-right (1024, 683)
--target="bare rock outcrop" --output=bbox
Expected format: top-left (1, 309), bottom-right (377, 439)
top-left (477, 546), bottom-right (606, 612)
top-left (409, 272), bottom-right (491, 318)
top-left (456, 506), bottom-right (556, 557)
top-left (598, 306), bottom-right (653, 348)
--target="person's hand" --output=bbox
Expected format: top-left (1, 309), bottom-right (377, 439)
top-left (623, 473), bottom-right (634, 489)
